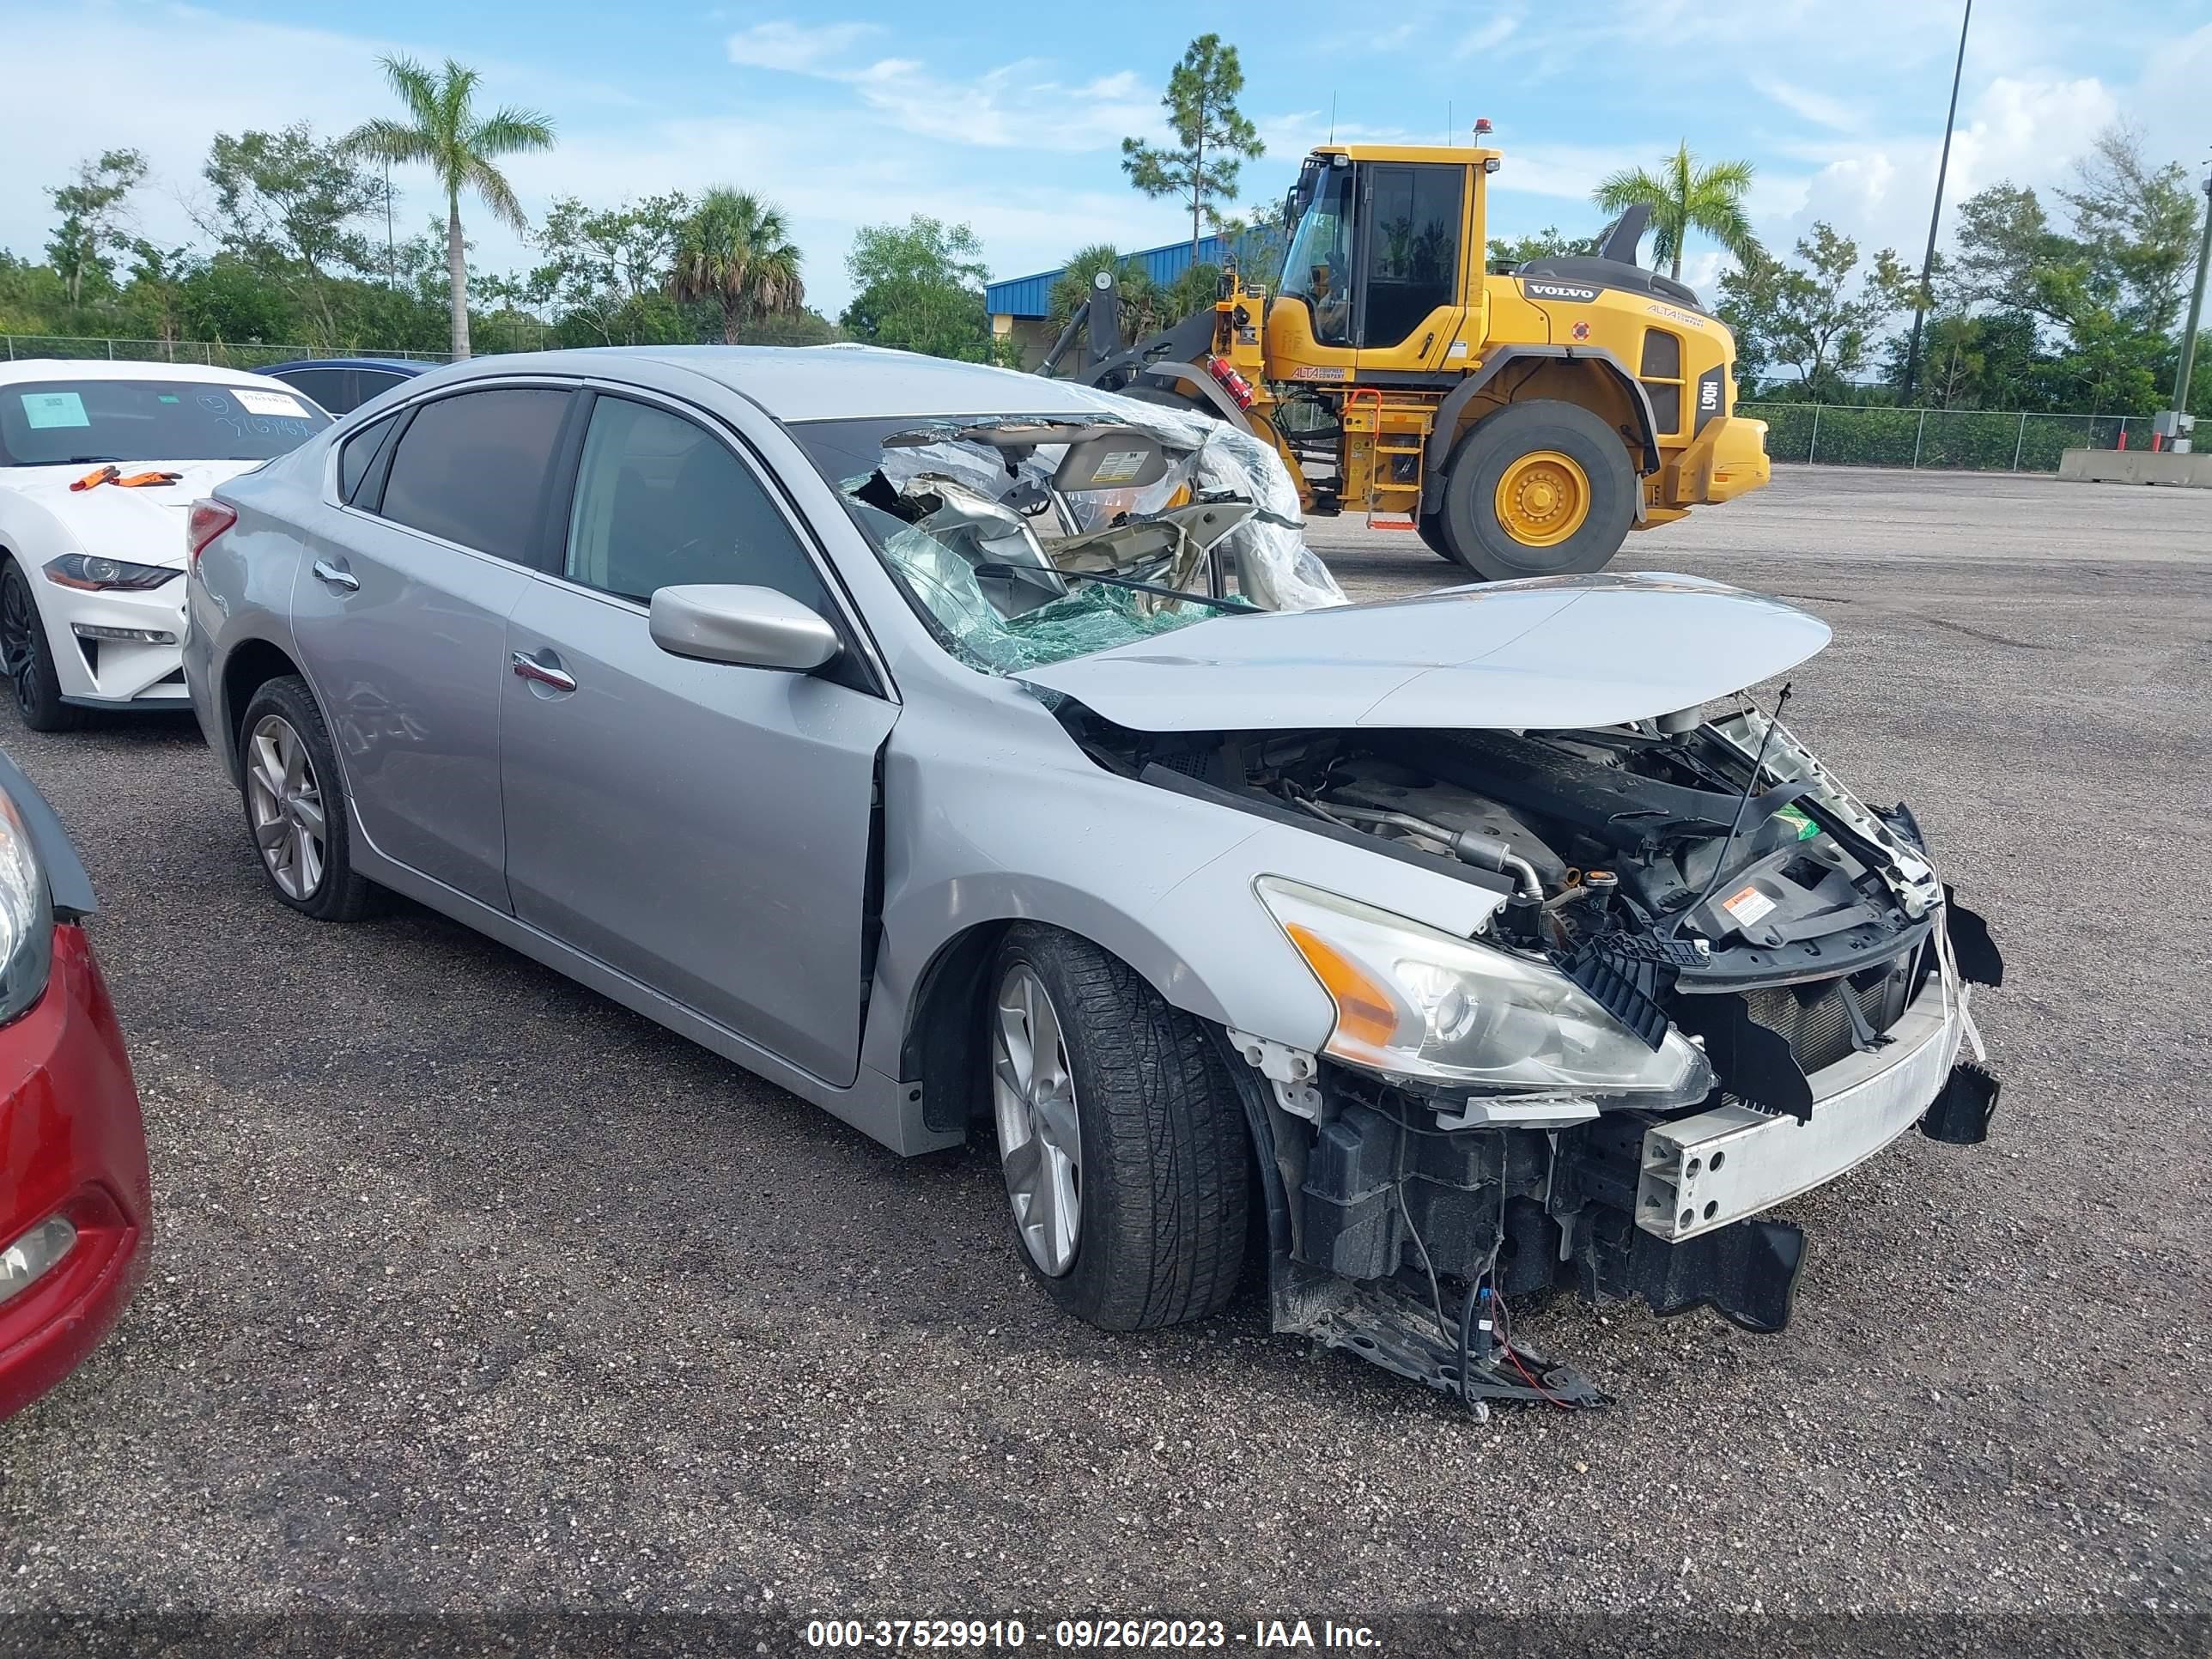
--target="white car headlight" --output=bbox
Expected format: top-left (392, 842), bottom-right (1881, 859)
top-left (0, 791), bottom-right (53, 1025)
top-left (44, 554), bottom-right (179, 592)
top-left (1256, 876), bottom-right (1712, 1105)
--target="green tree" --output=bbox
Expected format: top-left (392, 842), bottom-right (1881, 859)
top-left (1924, 130), bottom-right (2204, 416)
top-left (123, 241), bottom-right (198, 351)
top-left (841, 216), bottom-right (1004, 362)
top-left (523, 192), bottom-right (692, 345)
top-left (343, 56), bottom-right (556, 359)
top-left (669, 188), bottom-right (805, 345)
top-left (46, 149), bottom-right (149, 307)
top-left (1591, 143), bottom-right (1759, 282)
top-left (1121, 34), bottom-right (1263, 264)
top-left (1717, 223), bottom-right (1911, 402)
top-left (1487, 226), bottom-right (1598, 274)
top-left (2057, 124), bottom-right (2202, 337)
top-left (1045, 244), bottom-right (1163, 342)
top-left (199, 125), bottom-right (387, 344)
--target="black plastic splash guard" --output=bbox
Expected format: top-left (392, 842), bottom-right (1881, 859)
top-left (1920, 1060), bottom-right (2001, 1145)
top-left (1942, 885), bottom-right (2006, 987)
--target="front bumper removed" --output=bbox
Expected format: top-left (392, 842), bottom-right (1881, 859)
top-left (1231, 903), bottom-right (2001, 1408)
top-left (1637, 969), bottom-right (1970, 1244)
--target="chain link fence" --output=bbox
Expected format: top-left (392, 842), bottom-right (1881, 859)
top-left (1741, 403), bottom-right (2148, 472)
top-left (3, 335), bottom-right (454, 369)
top-left (3, 317), bottom-right (842, 368)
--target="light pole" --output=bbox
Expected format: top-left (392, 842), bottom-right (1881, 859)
top-left (1900, 0), bottom-right (1972, 409)
top-left (2170, 162), bottom-right (2212, 448)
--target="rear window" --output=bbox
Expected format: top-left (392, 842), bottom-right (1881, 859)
top-left (0, 379), bottom-right (332, 467)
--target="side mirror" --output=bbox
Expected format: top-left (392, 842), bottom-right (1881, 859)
top-left (648, 584), bottom-right (841, 672)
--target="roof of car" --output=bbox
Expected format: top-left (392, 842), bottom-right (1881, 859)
top-left (258, 357), bottom-right (432, 374)
top-left (0, 357), bottom-right (299, 387)
top-left (426, 343), bottom-right (1106, 424)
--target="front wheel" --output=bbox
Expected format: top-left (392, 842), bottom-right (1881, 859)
top-left (988, 925), bottom-right (1249, 1331)
top-left (1438, 398), bottom-right (1638, 580)
top-left (1, 561), bottom-right (87, 733)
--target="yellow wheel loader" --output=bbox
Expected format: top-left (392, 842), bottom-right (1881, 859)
top-left (1043, 138), bottom-right (1771, 580)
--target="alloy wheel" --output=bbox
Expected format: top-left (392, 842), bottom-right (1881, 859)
top-left (1, 571), bottom-right (38, 719)
top-left (992, 963), bottom-right (1084, 1277)
top-left (246, 714), bottom-right (328, 900)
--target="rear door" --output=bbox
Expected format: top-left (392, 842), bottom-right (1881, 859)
top-left (293, 382), bottom-right (574, 909)
top-left (499, 389), bottom-right (896, 1085)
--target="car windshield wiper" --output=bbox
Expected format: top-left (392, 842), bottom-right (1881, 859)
top-left (60, 455), bottom-right (128, 465)
top-left (972, 562), bottom-right (1257, 613)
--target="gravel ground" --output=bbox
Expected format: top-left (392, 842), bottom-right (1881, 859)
top-left (1, 465), bottom-right (2207, 1650)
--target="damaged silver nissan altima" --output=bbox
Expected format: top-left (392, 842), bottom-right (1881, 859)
top-left (185, 345), bottom-right (2002, 1410)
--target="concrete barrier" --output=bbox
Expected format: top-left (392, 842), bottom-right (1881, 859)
top-left (2058, 449), bottom-right (2212, 486)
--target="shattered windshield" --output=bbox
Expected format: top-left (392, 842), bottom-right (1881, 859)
top-left (789, 395), bottom-right (1345, 674)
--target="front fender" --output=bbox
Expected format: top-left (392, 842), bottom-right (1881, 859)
top-left (860, 694), bottom-right (1505, 1084)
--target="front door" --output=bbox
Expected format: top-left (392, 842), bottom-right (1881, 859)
top-left (499, 392), bottom-right (896, 1087)
top-left (1353, 161), bottom-right (1465, 365)
top-left (293, 384), bottom-right (573, 909)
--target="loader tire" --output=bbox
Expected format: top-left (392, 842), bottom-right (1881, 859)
top-left (1439, 399), bottom-right (1637, 580)
top-left (1416, 514), bottom-right (1458, 563)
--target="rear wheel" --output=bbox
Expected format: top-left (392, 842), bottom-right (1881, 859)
top-left (1438, 399), bottom-right (1637, 580)
top-left (988, 925), bottom-right (1248, 1331)
top-left (1, 561), bottom-right (87, 733)
top-left (236, 676), bottom-right (379, 921)
top-left (1416, 514), bottom-right (1457, 563)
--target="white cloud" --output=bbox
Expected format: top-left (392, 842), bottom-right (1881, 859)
top-left (724, 20), bottom-right (880, 74)
top-left (722, 21), bottom-right (1157, 154)
top-left (843, 59), bottom-right (1155, 152)
top-left (1454, 15), bottom-right (1522, 58)
top-left (1753, 76), bottom-right (1862, 133)
top-left (1784, 74), bottom-right (2122, 262)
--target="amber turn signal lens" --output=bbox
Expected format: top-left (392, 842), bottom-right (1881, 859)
top-left (1283, 921), bottom-right (1399, 1049)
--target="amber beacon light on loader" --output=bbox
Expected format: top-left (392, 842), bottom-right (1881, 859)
top-left (1043, 132), bottom-right (1774, 579)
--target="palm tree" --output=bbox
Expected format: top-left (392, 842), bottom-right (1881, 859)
top-left (344, 57), bottom-right (555, 359)
top-left (668, 190), bottom-right (805, 344)
top-left (1592, 143), bottom-right (1760, 282)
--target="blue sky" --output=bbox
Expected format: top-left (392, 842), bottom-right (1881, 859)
top-left (3, 0), bottom-right (2209, 319)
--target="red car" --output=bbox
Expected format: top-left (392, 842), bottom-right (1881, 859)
top-left (0, 749), bottom-right (149, 1421)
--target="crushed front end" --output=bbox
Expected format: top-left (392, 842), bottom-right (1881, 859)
top-left (1090, 702), bottom-right (2005, 1409)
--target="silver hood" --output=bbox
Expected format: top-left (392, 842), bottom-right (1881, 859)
top-left (1015, 572), bottom-right (1830, 732)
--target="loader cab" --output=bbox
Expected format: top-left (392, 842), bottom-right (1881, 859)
top-left (1274, 145), bottom-right (1489, 368)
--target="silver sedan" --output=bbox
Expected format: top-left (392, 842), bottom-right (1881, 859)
top-left (184, 346), bottom-right (2002, 1406)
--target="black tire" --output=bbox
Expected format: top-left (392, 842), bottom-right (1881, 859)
top-left (988, 924), bottom-right (1249, 1331)
top-left (235, 675), bottom-right (380, 921)
top-left (1438, 398), bottom-right (1638, 580)
top-left (1415, 514), bottom-right (1458, 563)
top-left (0, 559), bottom-right (88, 733)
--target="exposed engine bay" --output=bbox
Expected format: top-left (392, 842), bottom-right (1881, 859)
top-left (1063, 699), bottom-right (2008, 1413)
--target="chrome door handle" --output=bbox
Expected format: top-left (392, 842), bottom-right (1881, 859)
top-left (511, 650), bottom-right (577, 693)
top-left (312, 559), bottom-right (359, 592)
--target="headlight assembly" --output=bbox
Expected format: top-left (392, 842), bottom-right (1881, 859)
top-left (1256, 876), bottom-right (1712, 1106)
top-left (0, 791), bottom-right (53, 1026)
top-left (43, 554), bottom-right (179, 592)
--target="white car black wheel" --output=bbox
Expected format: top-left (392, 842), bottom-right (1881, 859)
top-left (0, 561), bottom-right (86, 733)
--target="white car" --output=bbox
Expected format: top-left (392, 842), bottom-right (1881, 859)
top-left (0, 360), bottom-right (332, 731)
